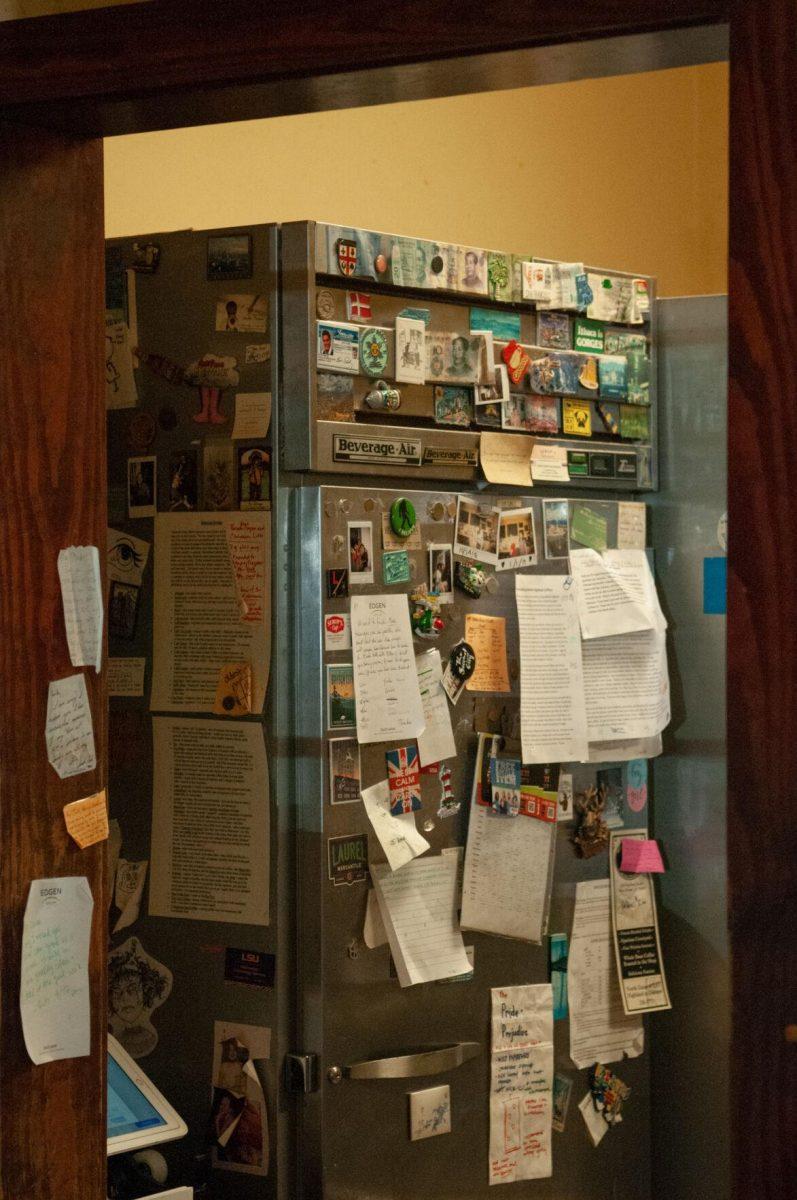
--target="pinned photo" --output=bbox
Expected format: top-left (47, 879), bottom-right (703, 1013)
top-left (127, 456), bottom-right (156, 518)
top-left (453, 495), bottom-right (499, 566)
top-left (108, 580), bottom-right (140, 641)
top-left (207, 234), bottom-right (253, 281)
top-left (316, 320), bottom-right (360, 373)
top-left (347, 521), bottom-right (374, 585)
top-left (326, 663), bottom-right (356, 730)
top-left (329, 737), bottom-right (361, 804)
top-left (238, 446), bottom-right (270, 510)
top-left (496, 507), bottom-right (537, 571)
top-left (475, 363), bottom-right (510, 406)
top-left (543, 499), bottom-right (570, 559)
top-left (428, 544), bottom-right (453, 601)
top-left (215, 293), bottom-right (267, 333)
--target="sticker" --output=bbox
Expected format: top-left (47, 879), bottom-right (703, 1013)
top-left (326, 568), bottom-right (348, 598)
top-left (324, 612), bottom-right (351, 651)
top-left (389, 496), bottom-right (417, 538)
top-left (703, 556), bottom-right (727, 615)
top-left (573, 318), bottom-right (604, 353)
top-left (224, 948), bottom-right (275, 989)
top-left (212, 663), bottom-right (252, 716)
top-left (348, 520), bottom-right (374, 585)
top-left (579, 356), bottom-right (599, 391)
top-left (550, 933), bottom-right (569, 1019)
top-left (316, 288), bottom-right (336, 319)
top-left (386, 745), bottom-right (422, 814)
top-left (336, 237), bottom-right (358, 276)
top-left (428, 544), bottom-right (453, 600)
top-left (318, 371), bottom-right (354, 397)
top-left (63, 789), bottom-right (109, 849)
top-left (185, 355), bottom-right (239, 425)
top-left (562, 399), bottom-right (591, 437)
top-left (616, 452), bottom-right (638, 479)
top-left (215, 294), bottom-right (267, 334)
top-left (207, 234), bottom-right (252, 281)
top-left (626, 759), bottom-right (648, 813)
top-left (422, 446), bottom-right (479, 468)
top-left (383, 550), bottom-right (411, 585)
top-left (333, 434), bottom-right (422, 466)
top-left (409, 1084), bottom-right (451, 1141)
top-left (127, 456), bottom-right (156, 518)
top-left (426, 332), bottom-right (486, 386)
top-left (347, 291), bottom-right (372, 321)
top-left (329, 737), bottom-right (361, 804)
top-left (109, 936), bottom-right (172, 1059)
top-left (328, 833), bottom-right (368, 885)
top-left (326, 663), bottom-right (356, 729)
top-left (317, 321), bottom-right (360, 373)
top-left (359, 327), bottom-right (389, 376)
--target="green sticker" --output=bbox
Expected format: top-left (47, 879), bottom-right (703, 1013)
top-left (619, 404), bottom-right (650, 440)
top-left (571, 505), bottom-right (608, 552)
top-left (383, 550), bottom-right (411, 585)
top-left (573, 318), bottom-right (605, 354)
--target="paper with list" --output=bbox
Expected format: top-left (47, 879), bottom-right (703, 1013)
top-left (231, 392), bottom-right (272, 441)
top-left (465, 614), bottom-right (510, 693)
top-left (371, 856), bottom-right (470, 987)
top-left (20, 876), bottom-right (94, 1064)
top-left (515, 575), bottom-right (588, 763)
top-left (490, 984), bottom-right (553, 1184)
top-left (569, 548), bottom-right (665, 640)
top-left (351, 595), bottom-right (425, 744)
top-left (617, 501), bottom-right (646, 549)
top-left (46, 674), bottom-right (96, 779)
top-left (415, 648), bottom-right (456, 766)
top-left (57, 546), bottom-right (103, 672)
top-left (361, 779), bottom-right (430, 872)
top-left (568, 879), bottom-right (644, 1069)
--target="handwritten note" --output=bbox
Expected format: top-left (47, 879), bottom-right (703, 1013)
top-left (415, 649), bottom-right (456, 766)
top-left (231, 392), bottom-right (272, 440)
top-left (45, 674), bottom-right (96, 780)
top-left (212, 662), bottom-right (252, 716)
top-left (225, 518), bottom-right (269, 623)
top-left (361, 780), bottom-right (430, 872)
top-left (371, 856), bottom-right (471, 987)
top-left (464, 614), bottom-right (510, 693)
top-left (57, 546), bottom-right (103, 672)
top-left (617, 501), bottom-right (647, 549)
top-left (350, 595), bottom-right (425, 744)
top-left (620, 838), bottom-right (664, 873)
top-left (107, 657), bottom-right (146, 697)
top-left (479, 432), bottom-right (533, 486)
top-left (490, 984), bottom-right (553, 1184)
top-left (20, 876), bottom-right (94, 1064)
top-left (63, 789), bottom-right (109, 848)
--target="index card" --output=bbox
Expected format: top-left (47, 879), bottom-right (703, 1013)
top-left (351, 594), bottom-right (425, 744)
top-left (46, 674), bottom-right (96, 780)
top-left (371, 856), bottom-right (470, 987)
top-left (57, 546), bottom-right (103, 672)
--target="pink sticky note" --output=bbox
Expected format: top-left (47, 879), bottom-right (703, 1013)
top-left (621, 838), bottom-right (665, 873)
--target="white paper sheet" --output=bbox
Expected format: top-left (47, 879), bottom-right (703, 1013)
top-left (516, 575), bottom-right (588, 764)
top-left (150, 513), bottom-right (270, 713)
top-left (45, 674), bottom-right (96, 779)
top-left (568, 879), bottom-right (644, 1069)
top-left (20, 876), bottom-right (94, 1064)
top-left (578, 1092), bottom-right (609, 1146)
top-left (363, 887), bottom-right (388, 949)
top-left (150, 718), bottom-right (269, 925)
top-left (586, 734), bottom-right (663, 763)
top-left (361, 780), bottom-right (430, 872)
top-left (350, 594), bottom-right (425, 744)
top-left (371, 856), bottom-right (470, 987)
top-left (489, 984), bottom-right (553, 1184)
top-left (461, 736), bottom-right (556, 944)
top-left (231, 392), bottom-right (272, 441)
top-left (113, 859), bottom-right (148, 933)
top-left (569, 548), bottom-right (665, 640)
top-left (583, 629), bottom-right (670, 742)
top-left (415, 649), bottom-right (456, 766)
top-left (108, 657), bottom-right (146, 697)
top-left (57, 546), bottom-right (103, 672)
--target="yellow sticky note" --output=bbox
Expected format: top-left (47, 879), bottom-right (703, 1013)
top-left (563, 399), bottom-right (592, 437)
top-left (464, 614), bottom-right (510, 693)
top-left (213, 663), bottom-right (252, 716)
top-left (63, 789), bottom-right (109, 849)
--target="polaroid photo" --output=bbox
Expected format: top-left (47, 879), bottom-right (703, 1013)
top-left (127, 456), bottom-right (156, 518)
top-left (108, 580), bottom-right (140, 642)
top-left (215, 293), bottom-right (267, 333)
top-left (428, 544), bottom-right (453, 602)
top-left (457, 246), bottom-right (488, 295)
top-left (329, 737), bottom-right (361, 804)
top-left (395, 315), bottom-right (426, 385)
top-left (433, 385), bottom-right (473, 427)
top-left (316, 321), bottom-right (360, 374)
top-left (496, 507), bottom-right (537, 571)
top-left (543, 499), bottom-right (570, 560)
top-left (453, 495), bottom-right (499, 566)
top-left (326, 664), bottom-right (356, 731)
top-left (475, 363), bottom-right (509, 406)
top-left (207, 234), bottom-right (253, 281)
top-left (347, 521), bottom-right (374, 585)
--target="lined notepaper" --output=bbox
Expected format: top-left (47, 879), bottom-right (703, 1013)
top-left (371, 856), bottom-right (471, 987)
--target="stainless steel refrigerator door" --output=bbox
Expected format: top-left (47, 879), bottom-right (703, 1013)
top-left (290, 483), bottom-right (653, 1200)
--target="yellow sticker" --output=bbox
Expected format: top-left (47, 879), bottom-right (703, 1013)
top-left (563, 399), bottom-right (592, 437)
top-left (213, 663), bottom-right (252, 717)
top-left (64, 789), bottom-right (109, 849)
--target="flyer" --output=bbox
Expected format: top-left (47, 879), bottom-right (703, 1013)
top-left (609, 828), bottom-right (671, 1015)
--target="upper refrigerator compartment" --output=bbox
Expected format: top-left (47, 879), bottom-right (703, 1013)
top-left (281, 221), bottom-right (657, 489)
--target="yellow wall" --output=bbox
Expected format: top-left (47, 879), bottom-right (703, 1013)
top-left (104, 62), bottom-right (728, 297)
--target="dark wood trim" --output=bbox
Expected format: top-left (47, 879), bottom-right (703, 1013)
top-left (0, 126), bottom-right (107, 1200)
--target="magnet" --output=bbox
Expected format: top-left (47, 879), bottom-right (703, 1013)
top-left (596, 401), bottom-right (619, 435)
top-left (386, 745), bottom-right (422, 814)
top-left (409, 588), bottom-right (442, 639)
top-left (359, 328), bottom-right (389, 377)
top-left (437, 764), bottom-right (460, 818)
top-left (364, 380), bottom-right (401, 411)
top-left (131, 241), bottom-right (160, 273)
top-left (316, 288), bottom-right (336, 319)
top-left (346, 291), bottom-right (372, 321)
top-left (590, 1064), bottom-right (630, 1126)
top-left (501, 339), bottom-right (531, 385)
top-left (128, 411), bottom-right (156, 453)
top-left (454, 561), bottom-right (486, 598)
top-left (326, 568), bottom-right (349, 598)
top-left (389, 497), bottom-right (417, 539)
top-left (383, 550), bottom-right (411, 585)
top-left (185, 353), bottom-right (239, 425)
top-left (430, 254), bottom-right (444, 275)
top-left (374, 252), bottom-right (388, 275)
top-left (449, 640), bottom-right (476, 682)
top-left (578, 356), bottom-right (599, 390)
top-left (336, 237), bottom-right (358, 277)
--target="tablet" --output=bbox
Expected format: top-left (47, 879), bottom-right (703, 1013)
top-left (107, 1035), bottom-right (188, 1156)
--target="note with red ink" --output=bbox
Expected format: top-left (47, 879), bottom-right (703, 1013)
top-left (620, 838), bottom-right (664, 874)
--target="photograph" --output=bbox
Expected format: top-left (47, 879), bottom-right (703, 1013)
top-left (453, 495), bottom-right (499, 566)
top-left (475, 363), bottom-right (510, 406)
top-left (210, 1022), bottom-right (269, 1176)
top-left (168, 448), bottom-right (198, 510)
top-left (347, 521), bottom-right (374, 585)
top-left (434, 385), bottom-right (473, 427)
top-left (328, 737), bottom-right (361, 804)
top-left (238, 445), bottom-right (270, 510)
top-left (326, 664), bottom-right (356, 730)
top-left (207, 233), bottom-right (253, 281)
top-left (215, 293), bottom-right (267, 333)
top-left (428, 544), bottom-right (453, 600)
top-left (108, 580), bottom-right (141, 641)
top-left (127, 455), bottom-right (156, 518)
top-left (497, 507), bottom-right (537, 571)
top-left (543, 499), bottom-right (570, 560)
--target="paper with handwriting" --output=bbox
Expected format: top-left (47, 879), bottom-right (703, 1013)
top-left (351, 594), bottom-right (425, 744)
top-left (57, 546), bottom-right (103, 672)
top-left (46, 674), bottom-right (96, 779)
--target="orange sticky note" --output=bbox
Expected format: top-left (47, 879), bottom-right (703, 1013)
top-left (620, 838), bottom-right (665, 873)
top-left (63, 789), bottom-right (109, 849)
top-left (213, 662), bottom-right (252, 716)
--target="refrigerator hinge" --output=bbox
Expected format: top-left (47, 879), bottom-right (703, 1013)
top-left (283, 1052), bottom-right (320, 1094)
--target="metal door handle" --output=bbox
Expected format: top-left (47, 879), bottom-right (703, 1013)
top-left (344, 1041), bottom-right (481, 1080)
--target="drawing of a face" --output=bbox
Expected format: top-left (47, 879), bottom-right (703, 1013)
top-left (108, 536), bottom-right (144, 575)
top-left (110, 971), bottom-right (145, 1026)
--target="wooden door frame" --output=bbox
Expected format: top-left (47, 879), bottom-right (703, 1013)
top-left (0, 2), bottom-right (792, 1197)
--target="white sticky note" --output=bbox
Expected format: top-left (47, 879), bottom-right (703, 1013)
top-left (361, 780), bottom-right (429, 873)
top-left (46, 674), bottom-right (96, 780)
top-left (57, 546), bottom-right (103, 672)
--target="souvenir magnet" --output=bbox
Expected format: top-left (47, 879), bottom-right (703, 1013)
top-left (389, 497), bottom-right (417, 539)
top-left (328, 833), bottom-right (367, 886)
top-left (590, 1064), bottom-right (630, 1126)
top-left (489, 757), bottom-right (521, 816)
top-left (364, 380), bottom-right (401, 411)
top-left (383, 550), bottom-right (411, 585)
top-left (454, 561), bottom-right (486, 598)
top-left (437, 764), bottom-right (460, 818)
top-left (326, 663), bottom-right (356, 730)
top-left (336, 237), bottom-right (358, 277)
top-left (409, 588), bottom-right (443, 638)
top-left (596, 401), bottom-right (619, 435)
top-left (386, 745), bottom-right (422, 814)
top-left (316, 288), bottom-right (336, 319)
top-left (572, 784), bottom-right (610, 858)
top-left (346, 291), bottom-right (372, 321)
top-left (578, 356), bottom-right (599, 390)
top-left (185, 353), bottom-right (239, 424)
top-left (359, 328), bottom-right (389, 377)
top-left (326, 568), bottom-right (348, 598)
top-left (501, 339), bottom-right (531, 385)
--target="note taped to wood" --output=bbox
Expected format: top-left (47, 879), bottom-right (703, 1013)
top-left (46, 674), bottom-right (96, 780)
top-left (64, 789), bottom-right (109, 848)
top-left (57, 546), bottom-right (103, 672)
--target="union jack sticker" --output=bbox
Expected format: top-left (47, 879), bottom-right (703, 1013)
top-left (386, 745), bottom-right (421, 814)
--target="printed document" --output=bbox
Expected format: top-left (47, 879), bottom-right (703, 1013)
top-left (569, 548), bottom-right (665, 640)
top-left (490, 984), bottom-right (553, 1184)
top-left (351, 594), bottom-right (425, 743)
top-left (609, 828), bottom-right (671, 1014)
top-left (583, 629), bottom-right (670, 742)
top-left (371, 856), bottom-right (471, 987)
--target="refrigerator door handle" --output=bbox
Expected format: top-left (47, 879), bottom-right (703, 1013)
top-left (344, 1041), bottom-right (481, 1080)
